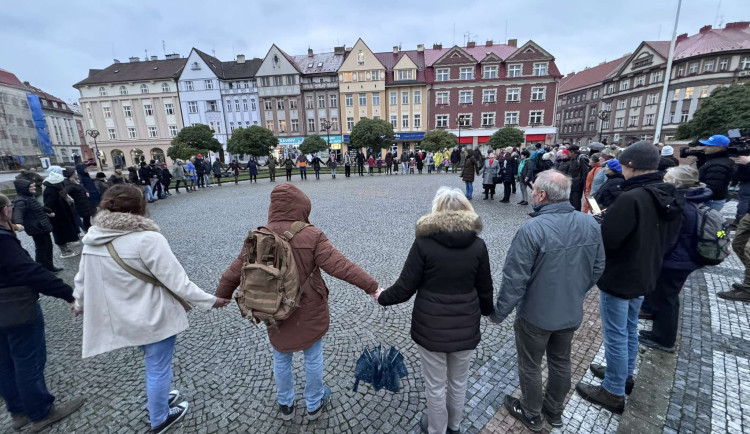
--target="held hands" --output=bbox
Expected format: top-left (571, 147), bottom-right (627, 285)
top-left (370, 288), bottom-right (385, 304)
top-left (71, 302), bottom-right (82, 317)
top-left (213, 297), bottom-right (231, 309)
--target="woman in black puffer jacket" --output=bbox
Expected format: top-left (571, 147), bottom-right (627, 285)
top-left (62, 168), bottom-right (93, 231)
top-left (377, 187), bottom-right (494, 434)
top-left (12, 180), bottom-right (58, 271)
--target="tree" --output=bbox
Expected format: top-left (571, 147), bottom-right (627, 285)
top-left (420, 130), bottom-right (458, 153)
top-left (349, 117), bottom-right (394, 156)
top-left (487, 126), bottom-right (525, 150)
top-left (299, 135), bottom-right (329, 155)
top-left (675, 83), bottom-right (750, 140)
top-left (168, 124), bottom-right (222, 161)
top-left (166, 141), bottom-right (200, 161)
top-left (226, 126), bottom-right (278, 157)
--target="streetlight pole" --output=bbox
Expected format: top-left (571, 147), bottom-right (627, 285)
top-left (598, 110), bottom-right (610, 142)
top-left (86, 129), bottom-right (103, 171)
top-left (456, 116), bottom-right (463, 150)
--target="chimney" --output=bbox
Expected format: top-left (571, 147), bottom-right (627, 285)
top-left (165, 53), bottom-right (180, 60)
top-left (129, 56), bottom-right (140, 62)
top-left (236, 54), bottom-right (246, 63)
top-left (507, 39), bottom-right (518, 47)
top-left (308, 48), bottom-right (313, 57)
top-left (393, 46), bottom-right (399, 54)
top-left (699, 25), bottom-right (713, 33)
top-left (676, 33), bottom-right (689, 44)
top-left (113, 59), bottom-right (120, 63)
top-left (726, 21), bottom-right (750, 29)
top-left (466, 41), bottom-right (476, 48)
top-left (334, 45), bottom-right (345, 55)
top-left (433, 43), bottom-right (443, 50)
top-left (485, 40), bottom-right (493, 47)
top-left (150, 56), bottom-right (158, 61)
top-left (417, 44), bottom-right (424, 52)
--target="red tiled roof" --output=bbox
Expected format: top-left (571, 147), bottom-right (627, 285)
top-left (424, 44), bottom-right (517, 66)
top-left (0, 67), bottom-right (25, 89)
top-left (559, 54), bottom-right (631, 94)
top-left (644, 41), bottom-right (671, 58)
top-left (674, 23), bottom-right (750, 59)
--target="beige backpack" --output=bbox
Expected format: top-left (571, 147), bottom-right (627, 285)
top-left (235, 222), bottom-right (311, 328)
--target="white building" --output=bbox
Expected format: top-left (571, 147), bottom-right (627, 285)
top-left (178, 49), bottom-right (262, 161)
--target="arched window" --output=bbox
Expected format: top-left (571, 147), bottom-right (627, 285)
top-left (130, 148), bottom-right (144, 165)
top-left (119, 86), bottom-right (128, 95)
top-left (111, 149), bottom-right (125, 168)
top-left (140, 84), bottom-right (149, 94)
top-left (162, 83), bottom-right (170, 92)
top-left (99, 87), bottom-right (107, 96)
top-left (150, 147), bottom-right (166, 164)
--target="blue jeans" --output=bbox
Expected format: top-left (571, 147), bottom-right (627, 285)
top-left (465, 182), bottom-right (474, 198)
top-left (600, 291), bottom-right (643, 396)
top-left (706, 199), bottom-right (726, 212)
top-left (145, 185), bottom-right (154, 202)
top-left (330, 168), bottom-right (336, 177)
top-left (0, 303), bottom-right (55, 421)
top-left (272, 339), bottom-right (325, 411)
top-left (140, 335), bottom-right (176, 427)
top-left (737, 182), bottom-right (750, 220)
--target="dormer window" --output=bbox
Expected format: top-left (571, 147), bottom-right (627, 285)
top-left (99, 87), bottom-right (107, 96)
top-left (140, 84), bottom-right (149, 94)
top-left (119, 86), bottom-right (128, 95)
top-left (397, 69), bottom-right (414, 81)
top-left (318, 62), bottom-right (323, 67)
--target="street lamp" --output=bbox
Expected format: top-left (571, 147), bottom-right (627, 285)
top-left (597, 110), bottom-right (610, 142)
top-left (456, 116), bottom-right (465, 149)
top-left (321, 118), bottom-right (333, 160)
top-left (86, 129), bottom-right (103, 171)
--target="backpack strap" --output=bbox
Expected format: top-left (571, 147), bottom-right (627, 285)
top-left (283, 221), bottom-right (310, 241)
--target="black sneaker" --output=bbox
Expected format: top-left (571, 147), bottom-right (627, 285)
top-left (541, 406), bottom-right (563, 428)
top-left (503, 395), bottom-right (542, 432)
top-left (639, 336), bottom-right (675, 352)
top-left (718, 288), bottom-right (750, 302)
top-left (152, 401), bottom-right (189, 433)
top-left (279, 403), bottom-right (294, 421)
top-left (589, 364), bottom-right (634, 395)
top-left (307, 386), bottom-right (331, 420)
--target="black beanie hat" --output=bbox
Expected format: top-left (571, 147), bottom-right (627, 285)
top-left (619, 141), bottom-right (659, 171)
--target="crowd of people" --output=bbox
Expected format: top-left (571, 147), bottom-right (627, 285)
top-left (1, 133), bottom-right (749, 433)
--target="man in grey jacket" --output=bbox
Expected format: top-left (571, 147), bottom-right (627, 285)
top-left (491, 170), bottom-right (605, 432)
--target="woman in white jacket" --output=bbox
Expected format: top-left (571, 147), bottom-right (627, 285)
top-left (73, 184), bottom-right (229, 433)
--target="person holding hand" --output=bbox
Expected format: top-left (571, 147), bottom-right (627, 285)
top-left (73, 185), bottom-right (229, 434)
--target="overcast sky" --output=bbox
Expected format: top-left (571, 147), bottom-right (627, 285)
top-left (2, 0), bottom-right (746, 103)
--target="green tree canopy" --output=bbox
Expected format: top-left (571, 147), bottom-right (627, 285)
top-left (170, 124), bottom-right (221, 152)
top-left (349, 117), bottom-right (394, 154)
top-left (675, 83), bottom-right (750, 140)
top-left (487, 126), bottom-right (525, 150)
top-left (166, 141), bottom-right (200, 161)
top-left (299, 135), bottom-right (329, 155)
top-left (420, 130), bottom-right (458, 153)
top-left (226, 126), bottom-right (278, 157)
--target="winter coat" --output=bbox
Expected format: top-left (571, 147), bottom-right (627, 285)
top-left (202, 159), bottom-right (212, 175)
top-left (93, 178), bottom-right (109, 196)
top-left (63, 178), bottom-right (93, 218)
top-left (356, 153), bottom-right (365, 165)
top-left (434, 152), bottom-right (444, 167)
top-left (267, 156), bottom-right (277, 169)
top-left (185, 162), bottom-right (197, 180)
top-left (344, 153), bottom-right (353, 166)
top-left (212, 160), bottom-right (224, 176)
top-left (584, 163), bottom-right (602, 196)
top-left (385, 152), bottom-right (394, 166)
top-left (566, 154), bottom-right (589, 192)
top-left (590, 168), bottom-right (608, 196)
top-left (138, 165), bottom-right (152, 186)
top-left (473, 149), bottom-right (483, 166)
top-left (492, 202), bottom-right (605, 331)
top-left (662, 186), bottom-right (713, 271)
top-left (378, 211), bottom-right (493, 352)
top-left (658, 156), bottom-right (679, 173)
top-left (311, 157), bottom-right (322, 170)
top-left (43, 179), bottom-right (79, 245)
top-left (195, 159), bottom-right (206, 175)
top-left (698, 151), bottom-right (735, 200)
top-left (12, 180), bottom-right (53, 236)
top-left (283, 158), bottom-right (296, 169)
top-left (594, 172), bottom-right (625, 208)
top-left (109, 173), bottom-right (127, 185)
top-left (15, 171), bottom-right (44, 198)
top-left (500, 157), bottom-right (517, 183)
top-left (216, 184), bottom-right (377, 352)
top-left (73, 210), bottom-right (216, 358)
top-left (555, 158), bottom-right (570, 173)
top-left (128, 168), bottom-right (140, 184)
top-left (597, 172), bottom-right (683, 299)
top-left (461, 156), bottom-right (479, 182)
top-left (480, 159), bottom-right (500, 185)
top-left (400, 153), bottom-right (409, 163)
top-left (328, 158), bottom-right (337, 169)
top-left (416, 155), bottom-right (424, 170)
top-left (76, 164), bottom-right (101, 208)
top-left (245, 160), bottom-right (258, 175)
top-left (518, 158), bottom-right (533, 184)
top-left (171, 164), bottom-right (186, 181)
top-left (450, 149), bottom-right (461, 164)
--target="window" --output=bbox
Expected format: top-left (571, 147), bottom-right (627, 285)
top-left (402, 91), bottom-right (409, 105)
top-left (504, 111), bottom-right (519, 125)
top-left (229, 122), bottom-right (235, 132)
top-left (286, 75), bottom-right (295, 85)
top-left (162, 83), bottom-right (170, 92)
top-left (397, 69), bottom-right (414, 81)
top-left (402, 114), bottom-right (409, 129)
top-left (482, 89), bottom-right (497, 103)
top-left (436, 114), bottom-right (449, 128)
top-left (204, 80), bottom-right (214, 90)
top-left (317, 95), bottom-right (325, 109)
top-left (185, 81), bottom-right (194, 91)
top-left (629, 115), bottom-right (639, 126)
top-left (119, 86), bottom-right (128, 95)
top-left (291, 119), bottom-right (299, 132)
top-left (533, 63), bottom-right (548, 76)
top-left (346, 117), bottom-right (354, 131)
top-left (680, 110), bottom-right (690, 123)
top-left (188, 101), bottom-right (198, 113)
top-left (602, 120), bottom-right (610, 129)
top-left (389, 115), bottom-right (398, 129)
top-left (372, 93), bottom-right (380, 106)
top-left (531, 87), bottom-right (546, 101)
top-left (355, 93), bottom-right (365, 107)
top-left (330, 94), bottom-right (338, 108)
top-left (646, 93), bottom-right (658, 105)
top-left (303, 118), bottom-right (314, 132)
top-left (592, 90), bottom-right (599, 99)
top-left (140, 84), bottom-right (149, 94)
top-left (102, 107), bottom-right (112, 118)
top-left (259, 77), bottom-right (270, 87)
top-left (143, 104), bottom-right (153, 116)
top-left (720, 59), bottom-right (730, 71)
top-left (677, 65), bottom-right (685, 76)
top-left (684, 87), bottom-right (694, 99)
top-left (459, 90), bottom-right (473, 104)
top-left (148, 126), bottom-right (158, 138)
top-left (266, 120), bottom-right (274, 132)
top-left (673, 89), bottom-right (682, 100)
top-left (459, 67), bottom-right (474, 80)
top-left (128, 127), bottom-right (137, 138)
top-left (616, 100), bottom-right (626, 110)
top-left (86, 106), bottom-right (92, 119)
top-left (165, 102), bottom-right (174, 115)
top-left (631, 96), bottom-right (642, 107)
top-left (507, 64), bottom-right (522, 77)
top-left (289, 99), bottom-right (297, 110)
top-left (264, 100), bottom-right (273, 110)
top-left (634, 75), bottom-right (645, 86)
top-left (481, 112), bottom-right (495, 127)
top-left (235, 100), bottom-right (240, 111)
top-left (371, 70), bottom-right (381, 80)
top-left (168, 126), bottom-right (178, 137)
top-left (276, 100), bottom-right (284, 110)
top-left (644, 114), bottom-right (655, 125)
top-left (273, 76), bottom-right (282, 86)
top-left (607, 84), bottom-right (615, 94)
top-left (413, 90), bottom-right (421, 105)
top-left (436, 91), bottom-right (449, 105)
top-left (357, 51), bottom-right (365, 66)
top-left (615, 117), bottom-right (624, 128)
top-left (588, 122), bottom-right (595, 131)
top-left (414, 114), bottom-right (421, 129)
top-left (331, 117), bottom-right (339, 130)
top-left (224, 100), bottom-right (233, 112)
top-left (99, 87), bottom-right (107, 96)
top-left (529, 110), bottom-right (543, 124)
top-left (250, 100), bottom-right (256, 111)
top-left (436, 68), bottom-right (450, 81)
top-left (457, 114), bottom-right (471, 127)
top-left (703, 61), bottom-right (714, 72)
top-left (482, 65), bottom-right (498, 79)
top-left (700, 86), bottom-right (710, 98)
top-left (243, 99), bottom-right (248, 111)
top-left (208, 101), bottom-right (218, 111)
top-left (108, 128), bottom-right (116, 139)
top-left (123, 105), bottom-right (132, 117)
top-left (278, 120), bottom-right (287, 133)
top-left (390, 91), bottom-right (397, 105)
top-left (345, 94), bottom-right (353, 107)
top-left (619, 80), bottom-right (630, 91)
top-left (506, 88), bottom-right (521, 102)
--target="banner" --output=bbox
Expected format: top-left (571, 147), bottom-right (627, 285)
top-left (26, 94), bottom-right (54, 155)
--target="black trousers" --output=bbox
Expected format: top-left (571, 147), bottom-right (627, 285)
top-left (345, 165), bottom-right (351, 177)
top-left (483, 184), bottom-right (496, 197)
top-left (32, 234), bottom-right (54, 271)
top-left (358, 164), bottom-right (364, 176)
top-left (502, 181), bottom-right (513, 201)
top-left (569, 190), bottom-right (583, 211)
top-left (269, 168), bottom-right (275, 181)
top-left (82, 215), bottom-right (92, 232)
top-left (285, 169), bottom-right (292, 181)
top-left (196, 174), bottom-right (205, 187)
top-left (649, 268), bottom-right (693, 347)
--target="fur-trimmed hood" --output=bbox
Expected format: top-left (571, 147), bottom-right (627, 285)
top-left (83, 210), bottom-right (160, 246)
top-left (415, 210), bottom-right (482, 248)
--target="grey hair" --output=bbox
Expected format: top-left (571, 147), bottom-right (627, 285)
top-left (431, 187), bottom-right (475, 213)
top-left (665, 165), bottom-right (700, 188)
top-left (533, 170), bottom-right (571, 203)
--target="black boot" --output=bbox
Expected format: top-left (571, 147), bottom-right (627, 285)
top-left (575, 382), bottom-right (625, 414)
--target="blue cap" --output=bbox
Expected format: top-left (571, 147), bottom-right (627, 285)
top-left (699, 135), bottom-right (730, 147)
top-left (606, 159), bottom-right (622, 172)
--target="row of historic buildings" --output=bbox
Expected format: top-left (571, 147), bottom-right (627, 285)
top-left (556, 21), bottom-right (750, 146)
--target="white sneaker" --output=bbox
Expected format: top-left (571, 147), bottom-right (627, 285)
top-left (60, 251), bottom-right (79, 259)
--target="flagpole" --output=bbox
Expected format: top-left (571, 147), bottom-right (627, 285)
top-left (654, 0), bottom-right (683, 143)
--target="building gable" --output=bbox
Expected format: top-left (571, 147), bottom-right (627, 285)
top-left (479, 52), bottom-right (503, 64)
top-left (180, 49), bottom-right (220, 81)
top-left (433, 46), bottom-right (477, 66)
top-left (612, 41), bottom-right (668, 77)
top-left (393, 54), bottom-right (418, 71)
top-left (505, 41), bottom-right (554, 61)
top-left (256, 44), bottom-right (301, 77)
top-left (339, 39), bottom-right (385, 72)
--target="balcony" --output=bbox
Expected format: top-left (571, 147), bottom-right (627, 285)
top-left (301, 82), bottom-right (339, 91)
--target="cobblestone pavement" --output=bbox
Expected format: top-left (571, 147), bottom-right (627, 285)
top-left (1, 173), bottom-right (748, 433)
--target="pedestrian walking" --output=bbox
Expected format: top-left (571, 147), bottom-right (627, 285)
top-left (368, 155), bottom-right (375, 176)
top-left (267, 155), bottom-right (277, 182)
top-left (344, 152), bottom-right (352, 178)
top-left (12, 180), bottom-right (60, 272)
top-left (0, 193), bottom-right (85, 433)
top-left (311, 155), bottom-right (323, 180)
top-left (159, 163), bottom-right (172, 196)
top-left (245, 158), bottom-right (259, 183)
top-left (216, 183), bottom-right (379, 422)
top-left (576, 142), bottom-right (682, 414)
top-left (73, 185), bottom-right (230, 433)
top-left (461, 153), bottom-right (479, 200)
top-left (697, 135), bottom-right (734, 211)
top-left (480, 152), bottom-right (500, 200)
top-left (171, 160), bottom-right (189, 193)
top-left (376, 187), bottom-right (494, 434)
top-left (356, 151), bottom-right (365, 176)
top-left (517, 150), bottom-right (532, 206)
top-left (297, 154), bottom-right (308, 180)
top-left (491, 170), bottom-right (605, 431)
top-left (212, 158), bottom-right (224, 186)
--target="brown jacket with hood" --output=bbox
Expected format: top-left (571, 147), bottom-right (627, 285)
top-left (216, 183), bottom-right (378, 352)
